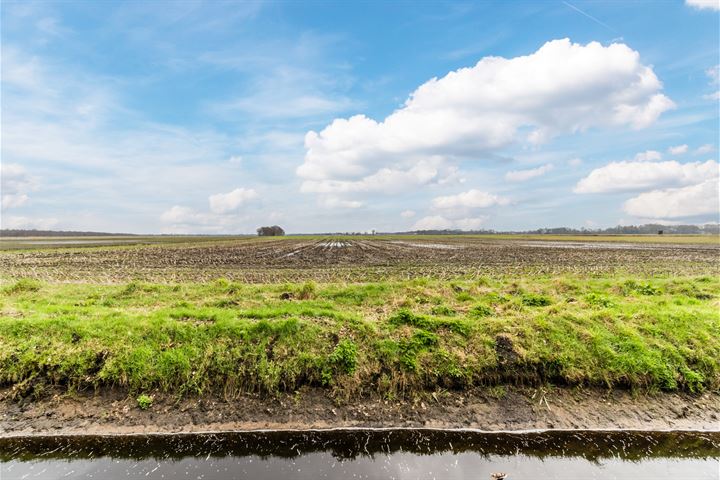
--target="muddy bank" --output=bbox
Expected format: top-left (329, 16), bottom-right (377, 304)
top-left (1, 387), bottom-right (718, 436)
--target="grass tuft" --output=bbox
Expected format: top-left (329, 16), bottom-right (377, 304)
top-left (3, 279), bottom-right (41, 295)
top-left (136, 394), bottom-right (153, 410)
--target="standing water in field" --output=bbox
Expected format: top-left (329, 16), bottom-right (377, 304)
top-left (1, 430), bottom-right (718, 480)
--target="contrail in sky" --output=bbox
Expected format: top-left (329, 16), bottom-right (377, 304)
top-left (562, 1), bottom-right (619, 33)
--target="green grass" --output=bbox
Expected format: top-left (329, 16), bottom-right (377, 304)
top-left (0, 275), bottom-right (718, 400)
top-left (136, 393), bottom-right (153, 410)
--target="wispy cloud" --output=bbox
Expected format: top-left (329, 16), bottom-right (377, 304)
top-left (1, 44), bottom-right (253, 230)
top-left (505, 164), bottom-right (554, 182)
top-left (202, 33), bottom-right (359, 120)
top-left (686, 0), bottom-right (720, 11)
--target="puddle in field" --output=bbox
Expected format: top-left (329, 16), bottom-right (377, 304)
top-left (318, 241), bottom-right (353, 249)
top-left (1, 430), bottom-right (718, 480)
top-left (515, 241), bottom-right (710, 250)
top-left (390, 241), bottom-right (462, 250)
top-left (8, 239), bottom-right (143, 246)
top-left (0, 239), bottom-right (150, 250)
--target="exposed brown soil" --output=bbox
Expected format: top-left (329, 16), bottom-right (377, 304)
top-left (2, 387), bottom-right (718, 436)
top-left (1, 237), bottom-right (718, 282)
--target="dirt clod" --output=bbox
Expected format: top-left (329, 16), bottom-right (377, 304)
top-left (495, 334), bottom-right (520, 365)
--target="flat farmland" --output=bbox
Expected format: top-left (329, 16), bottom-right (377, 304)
top-left (0, 235), bottom-right (717, 282)
top-left (1, 234), bottom-right (719, 434)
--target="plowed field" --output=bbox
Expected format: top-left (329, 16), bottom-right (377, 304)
top-left (0, 236), bottom-right (717, 282)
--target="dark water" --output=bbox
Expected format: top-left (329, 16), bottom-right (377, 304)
top-left (0, 430), bottom-right (718, 480)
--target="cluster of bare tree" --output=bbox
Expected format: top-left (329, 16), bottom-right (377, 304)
top-left (527, 224), bottom-right (720, 235)
top-left (256, 225), bottom-right (285, 236)
top-left (405, 223), bottom-right (720, 235)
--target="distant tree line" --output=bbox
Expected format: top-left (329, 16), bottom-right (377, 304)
top-left (256, 225), bottom-right (285, 236)
top-left (526, 224), bottom-right (720, 235)
top-left (405, 223), bottom-right (720, 235)
top-left (0, 229), bottom-right (134, 237)
top-left (409, 229), bottom-right (495, 235)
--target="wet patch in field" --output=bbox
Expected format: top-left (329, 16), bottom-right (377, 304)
top-left (389, 241), bottom-right (463, 250)
top-left (317, 241), bottom-right (353, 249)
top-left (1, 236), bottom-right (718, 282)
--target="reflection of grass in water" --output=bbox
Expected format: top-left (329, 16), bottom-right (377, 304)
top-left (1, 430), bottom-right (718, 462)
top-left (1, 274), bottom-right (718, 399)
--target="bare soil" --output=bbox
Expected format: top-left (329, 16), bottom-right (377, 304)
top-left (2, 387), bottom-right (718, 436)
top-left (1, 237), bottom-right (718, 282)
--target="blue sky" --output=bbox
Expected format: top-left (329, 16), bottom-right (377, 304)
top-left (1, 0), bottom-right (718, 234)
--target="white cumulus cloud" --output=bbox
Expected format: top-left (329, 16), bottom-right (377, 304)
top-left (161, 186), bottom-right (259, 232)
top-left (695, 144), bottom-right (716, 155)
top-left (703, 65), bottom-right (719, 99)
top-left (297, 38), bottom-right (673, 199)
top-left (400, 210), bottom-right (416, 218)
top-left (505, 163), bottom-right (554, 182)
top-left (208, 188), bottom-right (258, 214)
top-left (159, 204), bottom-right (254, 234)
top-left (668, 144), bottom-right (688, 155)
top-left (708, 65), bottom-right (720, 83)
top-left (410, 216), bottom-right (454, 231)
top-left (1, 215), bottom-right (58, 230)
top-left (318, 196), bottom-right (363, 209)
top-left (633, 150), bottom-right (662, 162)
top-left (2, 194), bottom-right (29, 208)
top-left (300, 160), bottom-right (448, 194)
top-left (432, 189), bottom-right (509, 209)
top-left (1, 163), bottom-right (34, 210)
top-left (686, 0), bottom-right (720, 11)
top-left (160, 206), bottom-right (206, 224)
top-left (454, 217), bottom-right (488, 230)
top-left (623, 179), bottom-right (720, 219)
top-left (574, 160), bottom-right (718, 193)
top-left (411, 215), bottom-right (488, 231)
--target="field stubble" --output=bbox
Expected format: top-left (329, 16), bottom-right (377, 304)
top-left (0, 236), bottom-right (717, 283)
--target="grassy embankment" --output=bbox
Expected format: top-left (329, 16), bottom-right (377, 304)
top-left (1, 274), bottom-right (718, 401)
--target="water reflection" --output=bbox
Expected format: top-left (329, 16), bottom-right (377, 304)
top-left (1, 430), bottom-right (718, 480)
